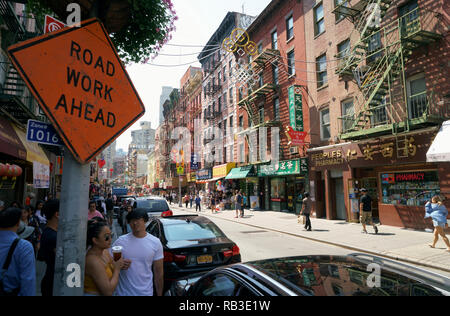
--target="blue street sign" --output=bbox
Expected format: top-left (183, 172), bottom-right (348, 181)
top-left (27, 119), bottom-right (64, 146)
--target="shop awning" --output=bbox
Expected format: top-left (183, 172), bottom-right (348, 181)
top-left (12, 124), bottom-right (50, 166)
top-left (226, 167), bottom-right (255, 180)
top-left (427, 121), bottom-right (450, 162)
top-left (209, 176), bottom-right (225, 182)
top-left (0, 116), bottom-right (27, 160)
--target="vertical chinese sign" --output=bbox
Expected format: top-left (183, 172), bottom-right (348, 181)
top-left (288, 85), bottom-right (304, 132)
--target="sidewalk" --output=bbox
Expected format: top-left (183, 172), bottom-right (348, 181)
top-left (171, 205), bottom-right (450, 273)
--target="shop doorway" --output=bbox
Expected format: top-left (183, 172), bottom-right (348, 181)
top-left (335, 178), bottom-right (346, 220)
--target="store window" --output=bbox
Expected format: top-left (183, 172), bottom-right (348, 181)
top-left (271, 178), bottom-right (286, 200)
top-left (380, 171), bottom-right (440, 206)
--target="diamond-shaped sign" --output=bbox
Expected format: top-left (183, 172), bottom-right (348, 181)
top-left (8, 18), bottom-right (145, 164)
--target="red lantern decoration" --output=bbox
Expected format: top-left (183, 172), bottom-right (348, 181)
top-left (5, 164), bottom-right (13, 177)
top-left (98, 159), bottom-right (106, 168)
top-left (0, 163), bottom-right (6, 176)
top-left (12, 165), bottom-right (22, 177)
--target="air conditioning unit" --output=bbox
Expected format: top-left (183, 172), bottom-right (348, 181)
top-left (289, 147), bottom-right (299, 154)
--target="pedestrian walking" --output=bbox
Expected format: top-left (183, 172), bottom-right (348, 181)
top-left (359, 189), bottom-right (378, 234)
top-left (37, 200), bottom-right (59, 296)
top-left (195, 195), bottom-right (201, 212)
top-left (425, 196), bottom-right (450, 252)
top-left (169, 194), bottom-right (173, 205)
top-left (105, 193), bottom-right (115, 228)
top-left (211, 194), bottom-right (216, 213)
top-left (241, 193), bottom-right (247, 218)
top-left (84, 220), bottom-right (125, 296)
top-left (19, 207), bottom-right (39, 254)
top-left (189, 194), bottom-right (193, 208)
top-left (34, 201), bottom-right (46, 233)
top-left (0, 207), bottom-right (36, 296)
top-left (124, 204), bottom-right (133, 234)
top-left (88, 201), bottom-right (105, 221)
top-left (300, 192), bottom-right (313, 231)
top-left (235, 191), bottom-right (243, 218)
top-left (111, 209), bottom-right (164, 296)
top-left (184, 194), bottom-right (189, 209)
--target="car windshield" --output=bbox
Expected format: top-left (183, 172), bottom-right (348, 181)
top-left (247, 256), bottom-right (447, 296)
top-left (163, 220), bottom-right (225, 241)
top-left (135, 200), bottom-right (169, 212)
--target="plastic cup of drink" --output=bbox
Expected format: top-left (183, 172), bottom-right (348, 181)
top-left (112, 246), bottom-right (123, 261)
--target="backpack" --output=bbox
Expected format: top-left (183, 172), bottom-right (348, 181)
top-left (0, 238), bottom-right (20, 296)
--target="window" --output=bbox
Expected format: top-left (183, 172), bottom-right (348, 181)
top-left (407, 74), bottom-right (427, 119)
top-left (335, 0), bottom-right (349, 22)
top-left (320, 108), bottom-right (331, 140)
top-left (223, 92), bottom-right (227, 107)
top-left (314, 3), bottom-right (325, 36)
top-left (194, 274), bottom-right (253, 297)
top-left (286, 15), bottom-right (294, 40)
top-left (218, 97), bottom-right (222, 112)
top-left (272, 64), bottom-right (279, 85)
top-left (341, 99), bottom-right (354, 132)
top-left (337, 39), bottom-right (350, 59)
top-left (274, 97), bottom-right (280, 121)
top-left (271, 30), bottom-right (278, 50)
top-left (229, 87), bottom-right (234, 104)
top-left (223, 66), bottom-right (227, 82)
top-left (380, 171), bottom-right (440, 206)
top-left (239, 144), bottom-right (245, 162)
top-left (218, 72), bottom-right (221, 84)
top-left (287, 50), bottom-right (295, 76)
top-left (229, 115), bottom-right (233, 130)
top-left (239, 115), bottom-right (243, 128)
top-left (223, 119), bottom-right (227, 136)
top-left (258, 43), bottom-right (263, 55)
top-left (229, 60), bottom-right (233, 77)
top-left (316, 54), bottom-right (327, 88)
top-left (259, 108), bottom-right (264, 124)
top-left (258, 72), bottom-right (264, 87)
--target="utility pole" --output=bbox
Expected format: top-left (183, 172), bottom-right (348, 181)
top-left (53, 150), bottom-right (90, 296)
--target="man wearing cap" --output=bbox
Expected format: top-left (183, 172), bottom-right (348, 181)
top-left (111, 209), bottom-right (164, 296)
top-left (0, 207), bottom-right (36, 296)
top-left (360, 189), bottom-right (378, 234)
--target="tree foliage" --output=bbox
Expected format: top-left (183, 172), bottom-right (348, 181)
top-left (26, 0), bottom-right (177, 64)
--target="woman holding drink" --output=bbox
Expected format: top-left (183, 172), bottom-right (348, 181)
top-left (84, 220), bottom-right (130, 296)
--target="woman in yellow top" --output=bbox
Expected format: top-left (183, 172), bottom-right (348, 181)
top-left (84, 220), bottom-right (127, 296)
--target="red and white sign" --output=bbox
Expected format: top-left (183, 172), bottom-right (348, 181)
top-left (286, 126), bottom-right (308, 146)
top-left (44, 15), bottom-right (66, 34)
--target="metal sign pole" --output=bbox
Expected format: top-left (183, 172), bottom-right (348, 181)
top-left (179, 175), bottom-right (182, 207)
top-left (53, 149), bottom-right (90, 296)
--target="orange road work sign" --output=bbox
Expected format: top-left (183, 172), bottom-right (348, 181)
top-left (8, 18), bottom-right (145, 164)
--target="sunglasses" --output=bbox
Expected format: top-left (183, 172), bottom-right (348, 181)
top-left (103, 233), bottom-right (113, 241)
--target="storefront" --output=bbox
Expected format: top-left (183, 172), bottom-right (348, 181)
top-left (186, 172), bottom-right (197, 194)
top-left (308, 128), bottom-right (449, 230)
top-left (0, 116), bottom-right (28, 204)
top-left (196, 168), bottom-right (212, 193)
top-left (13, 124), bottom-right (51, 203)
top-left (258, 158), bottom-right (308, 214)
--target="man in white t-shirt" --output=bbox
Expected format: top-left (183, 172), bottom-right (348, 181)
top-left (111, 209), bottom-right (164, 296)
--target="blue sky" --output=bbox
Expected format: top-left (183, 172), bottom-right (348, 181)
top-left (118, 0), bottom-right (272, 151)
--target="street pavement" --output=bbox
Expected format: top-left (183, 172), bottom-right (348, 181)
top-left (169, 204), bottom-right (450, 274)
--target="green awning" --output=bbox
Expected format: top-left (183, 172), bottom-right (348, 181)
top-left (225, 166), bottom-right (255, 180)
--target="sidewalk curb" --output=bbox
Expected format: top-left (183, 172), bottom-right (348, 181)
top-left (173, 207), bottom-right (450, 273)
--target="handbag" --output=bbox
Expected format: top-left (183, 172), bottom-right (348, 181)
top-left (298, 215), bottom-right (306, 225)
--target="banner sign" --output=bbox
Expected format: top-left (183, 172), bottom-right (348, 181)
top-left (33, 161), bottom-right (50, 188)
top-left (288, 85), bottom-right (304, 132)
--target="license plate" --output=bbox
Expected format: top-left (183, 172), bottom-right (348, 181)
top-left (197, 255), bottom-right (213, 264)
